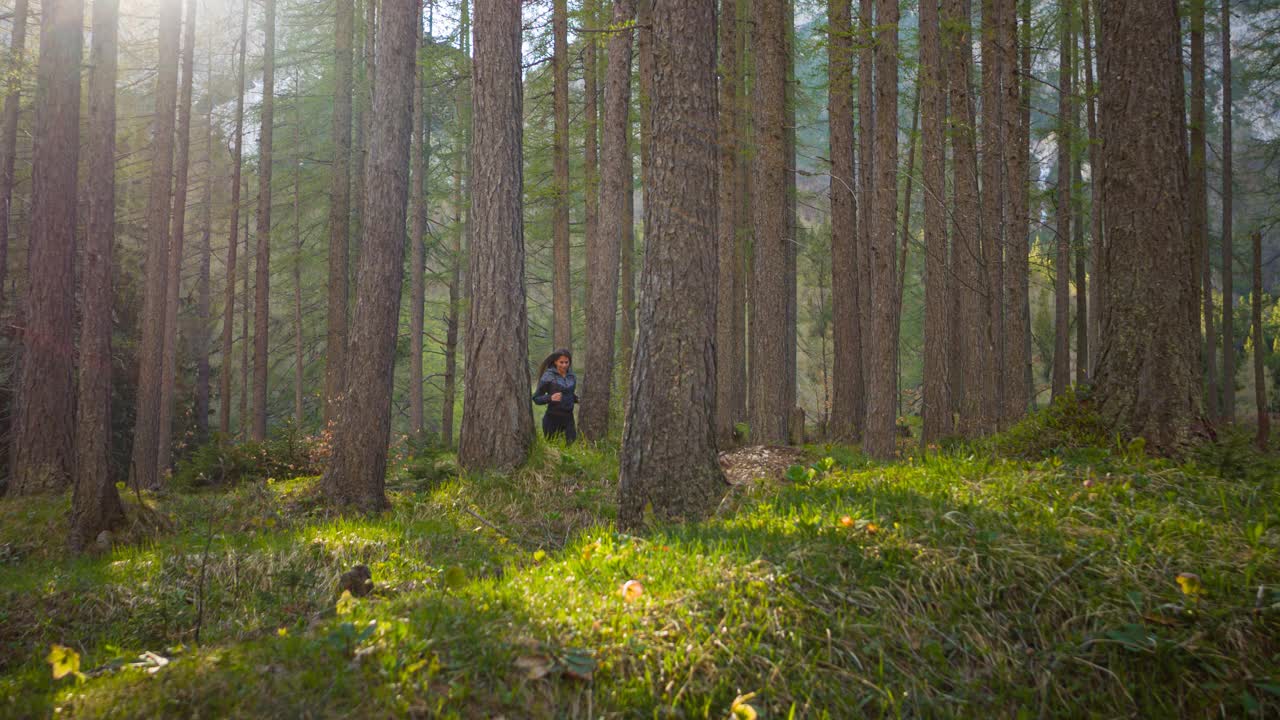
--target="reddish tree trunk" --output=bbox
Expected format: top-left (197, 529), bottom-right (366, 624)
top-left (552, 0), bottom-right (572, 350)
top-left (253, 0), bottom-right (277, 441)
top-left (325, 0), bottom-right (354, 425)
top-left (920, 0), bottom-right (951, 443)
top-left (0, 0), bottom-right (29, 305)
top-left (1220, 0), bottom-right (1235, 423)
top-left (1051, 0), bottom-right (1073, 400)
top-left (219, 0), bottom-right (250, 437)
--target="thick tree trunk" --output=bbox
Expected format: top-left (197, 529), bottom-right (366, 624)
top-left (944, 0), bottom-right (984, 437)
top-left (749, 0), bottom-right (789, 445)
top-left (620, 110), bottom-right (636, 379)
top-left (293, 75), bottom-right (305, 425)
top-left (1189, 0), bottom-right (1216, 420)
top-left (352, 0), bottom-right (377, 265)
top-left (829, 0), bottom-right (865, 442)
top-left (219, 0), bottom-right (249, 437)
top-left (129, 0), bottom-right (181, 490)
top-left (1093, 0), bottom-right (1200, 452)
top-left (253, 0), bottom-right (277, 441)
top-left (325, 0), bottom-right (354, 426)
top-left (920, 0), bottom-right (951, 443)
top-left (732, 1), bottom-right (749, 428)
top-left (241, 177), bottom-right (251, 438)
top-left (1220, 0), bottom-right (1234, 423)
top-left (1001, 0), bottom-right (1028, 423)
top-left (783, 0), bottom-right (798, 434)
top-left (1051, 0), bottom-right (1072, 401)
top-left (1018, 0), bottom-right (1033, 408)
top-left (442, 7), bottom-right (470, 448)
top-left (552, 0), bottom-right (572, 350)
top-left (862, 0), bottom-right (897, 459)
top-left (585, 0), bottom-right (600, 346)
top-left (320, 0), bottom-right (419, 509)
top-left (1252, 230), bottom-right (1268, 449)
top-left (0, 0), bottom-right (29, 305)
top-left (979, 0), bottom-right (1004, 426)
top-left (1082, 0), bottom-right (1103, 379)
top-left (580, 0), bottom-right (635, 441)
top-left (618, 0), bottom-right (724, 528)
top-left (458, 0), bottom-right (534, 470)
top-left (72, 0), bottom-right (125, 548)
top-left (1073, 149), bottom-right (1088, 386)
top-left (158, 0), bottom-right (199, 476)
top-left (857, 0), bottom-right (873, 393)
top-left (715, 0), bottom-right (742, 446)
top-left (196, 50), bottom-right (213, 441)
top-left (409, 14), bottom-right (430, 436)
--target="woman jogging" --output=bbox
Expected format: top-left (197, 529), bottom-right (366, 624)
top-left (532, 349), bottom-right (579, 443)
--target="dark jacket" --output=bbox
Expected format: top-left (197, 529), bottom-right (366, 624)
top-left (533, 370), bottom-right (579, 414)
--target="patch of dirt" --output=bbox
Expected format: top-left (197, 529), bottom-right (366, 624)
top-left (718, 445), bottom-right (809, 486)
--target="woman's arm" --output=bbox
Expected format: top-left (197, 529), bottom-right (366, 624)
top-left (532, 380), bottom-right (552, 405)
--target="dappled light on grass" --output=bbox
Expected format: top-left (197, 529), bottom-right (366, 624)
top-left (1, 434), bottom-right (1278, 717)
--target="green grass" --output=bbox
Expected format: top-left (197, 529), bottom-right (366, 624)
top-left (2, 433), bottom-right (1278, 718)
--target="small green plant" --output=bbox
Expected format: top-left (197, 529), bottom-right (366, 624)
top-left (988, 387), bottom-right (1110, 460)
top-left (171, 425), bottom-right (325, 489)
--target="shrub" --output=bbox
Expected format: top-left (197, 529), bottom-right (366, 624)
top-left (171, 424), bottom-right (325, 489)
top-left (988, 387), bottom-right (1111, 460)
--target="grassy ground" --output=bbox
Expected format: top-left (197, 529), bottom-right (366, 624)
top-left (1, 423), bottom-right (1278, 718)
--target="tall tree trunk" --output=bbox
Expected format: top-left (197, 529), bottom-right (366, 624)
top-left (585, 0), bottom-right (600, 348)
top-left (0, 0), bottom-right (29, 305)
top-left (552, 0), bottom-right (572, 350)
top-left (944, 0), bottom-right (983, 436)
top-left (895, 91), bottom-right (918, 419)
top-left (783, 0), bottom-right (798, 433)
top-left (1252, 230), bottom-right (1268, 450)
top-left (1189, 0), bottom-right (1216, 420)
top-left (862, 0), bottom-right (898, 459)
top-left (732, 0), bottom-right (749, 428)
top-left (325, 0), bottom-right (354, 426)
top-left (352, 0), bottom-right (377, 267)
top-left (293, 73), bottom-right (305, 425)
top-left (979, 0), bottom-right (1004, 426)
top-left (1051, 0), bottom-right (1073, 400)
top-left (129, 0), bottom-right (181, 490)
top-left (1220, 0), bottom-right (1234, 423)
top-left (158, 0), bottom-right (199, 476)
top-left (1093, 0), bottom-right (1200, 452)
top-left (196, 48), bottom-right (214, 441)
top-left (620, 109), bottom-right (636, 378)
top-left (1082, 0), bottom-right (1103, 378)
top-left (1018, 0), bottom-right (1033, 408)
top-left (253, 0), bottom-right (276, 441)
top-left (920, 0), bottom-right (950, 443)
top-left (618, 0), bottom-right (724, 528)
top-left (580, 0), bottom-right (635, 441)
top-left (409, 11), bottom-right (428, 436)
top-left (750, 0), bottom-right (789, 445)
top-left (72, 0), bottom-right (125, 548)
top-left (320, 0), bottom-right (419, 509)
top-left (856, 0), bottom-right (873, 390)
top-left (241, 176), bottom-right (251, 438)
top-left (715, 0), bottom-right (741, 445)
top-left (829, 0), bottom-right (865, 442)
top-left (1073, 142), bottom-right (1088, 385)
top-left (1001, 0), bottom-right (1028, 422)
top-left (441, 4), bottom-right (470, 447)
top-left (458, 0), bottom-right (533, 470)
top-left (220, 0), bottom-right (250, 437)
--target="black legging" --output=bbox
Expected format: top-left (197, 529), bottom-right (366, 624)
top-left (542, 410), bottom-right (577, 443)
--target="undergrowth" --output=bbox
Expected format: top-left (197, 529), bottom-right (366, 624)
top-left (1, 432), bottom-right (1277, 718)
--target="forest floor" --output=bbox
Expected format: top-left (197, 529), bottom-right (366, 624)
top-left (2, 409), bottom-right (1279, 718)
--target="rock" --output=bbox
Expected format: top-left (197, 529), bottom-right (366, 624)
top-left (338, 564), bottom-right (373, 597)
top-left (94, 531), bottom-right (113, 551)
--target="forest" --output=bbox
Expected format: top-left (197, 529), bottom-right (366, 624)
top-left (0, 0), bottom-right (1278, 716)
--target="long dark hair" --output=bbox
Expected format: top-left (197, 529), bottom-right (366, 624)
top-left (535, 349), bottom-right (572, 381)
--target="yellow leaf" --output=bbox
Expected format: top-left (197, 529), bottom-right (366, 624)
top-left (336, 589), bottom-right (357, 615)
top-left (1175, 572), bottom-right (1204, 597)
top-left (277, 627), bottom-right (289, 637)
top-left (47, 644), bottom-right (80, 680)
top-left (730, 692), bottom-right (759, 720)
top-left (839, 516), bottom-right (854, 528)
top-left (532, 550), bottom-right (547, 563)
top-left (620, 580), bottom-right (644, 603)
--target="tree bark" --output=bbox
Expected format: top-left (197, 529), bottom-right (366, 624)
top-left (158, 0), bottom-right (199, 476)
top-left (862, 0), bottom-right (897, 459)
top-left (196, 47), bottom-right (214, 441)
top-left (620, 107), bottom-right (636, 379)
top-left (293, 73), bottom-right (305, 425)
top-left (409, 13), bottom-right (427, 435)
top-left (320, 0), bottom-right (419, 510)
top-left (1252, 230), bottom-right (1268, 450)
top-left (128, 0), bottom-right (181, 490)
top-left (920, 0), bottom-right (951, 443)
top-left (829, 0), bottom-right (865, 442)
top-left (253, 0), bottom-right (277, 442)
top-left (943, 0), bottom-right (984, 437)
top-left (1001, 0), bottom-right (1028, 423)
top-left (442, 5), bottom-right (470, 447)
top-left (618, 0), bottom-right (725, 528)
top-left (856, 0), bottom-right (873, 392)
top-left (732, 0), bottom-right (748, 428)
top-left (458, 0), bottom-right (534, 470)
top-left (783, 0), bottom-right (798, 434)
top-left (1051, 0), bottom-right (1073, 401)
top-left (979, 0), bottom-right (1004, 426)
top-left (585, 0), bottom-right (601, 348)
top-left (325, 0), bottom-right (354, 426)
top-left (715, 0), bottom-right (742, 445)
top-left (1189, 0), bottom-right (1216, 421)
top-left (0, 0), bottom-right (29, 305)
top-left (241, 176), bottom-right (251, 438)
top-left (1073, 141), bottom-right (1088, 386)
top-left (72, 0), bottom-right (125, 548)
top-left (749, 0), bottom-right (789, 445)
top-left (1093, 0), bottom-right (1201, 452)
top-left (1082, 0), bottom-right (1103, 379)
top-left (580, 0), bottom-right (635, 441)
top-left (219, 0), bottom-right (250, 437)
top-left (552, 0), bottom-right (572, 350)
top-left (1220, 0), bottom-right (1234, 423)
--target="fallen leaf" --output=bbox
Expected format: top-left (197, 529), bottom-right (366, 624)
top-left (47, 645), bottom-right (80, 680)
top-left (620, 580), bottom-right (644, 603)
top-left (839, 516), bottom-right (854, 528)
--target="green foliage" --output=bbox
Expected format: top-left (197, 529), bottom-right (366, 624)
top-left (988, 387), bottom-right (1111, 460)
top-left (170, 424), bottom-right (326, 489)
top-left (1189, 425), bottom-right (1280, 482)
